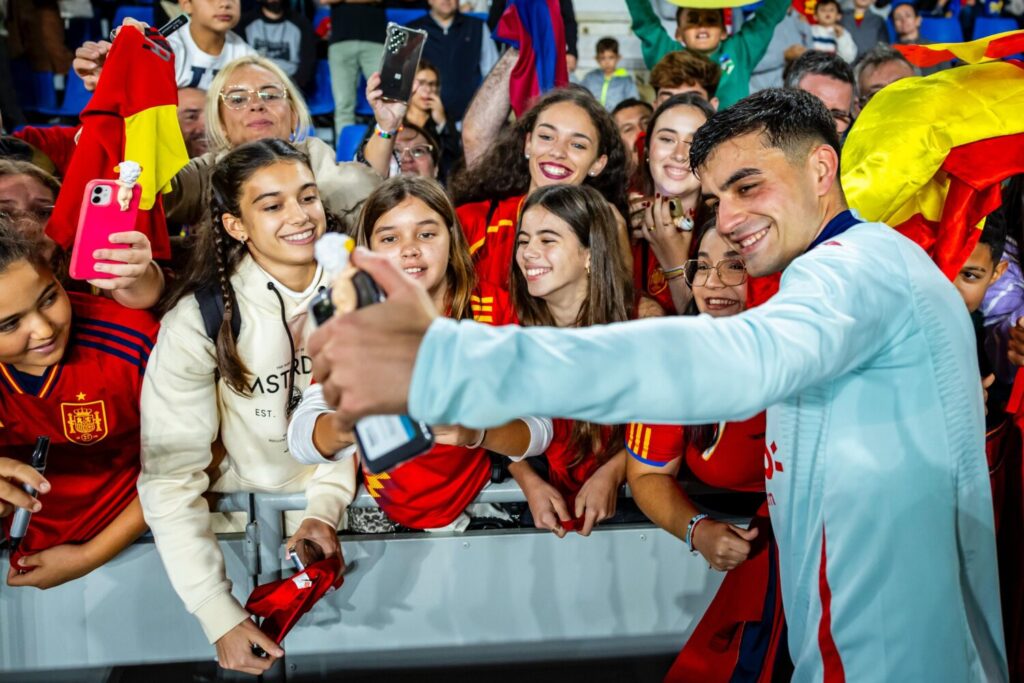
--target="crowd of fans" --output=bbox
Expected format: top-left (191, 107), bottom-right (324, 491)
top-left (0, 0), bottom-right (1021, 678)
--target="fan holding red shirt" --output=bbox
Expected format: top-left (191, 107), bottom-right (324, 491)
top-left (289, 177), bottom-right (553, 531)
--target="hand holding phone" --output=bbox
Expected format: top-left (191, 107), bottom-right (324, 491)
top-left (69, 180), bottom-right (141, 281)
top-left (378, 23), bottom-right (428, 103)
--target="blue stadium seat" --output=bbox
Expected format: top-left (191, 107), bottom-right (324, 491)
top-left (973, 15), bottom-right (1019, 38)
top-left (37, 71), bottom-right (93, 119)
top-left (113, 5), bottom-right (155, 28)
top-left (355, 75), bottom-right (373, 117)
top-left (10, 61), bottom-right (58, 113)
top-left (336, 124), bottom-right (368, 162)
top-left (306, 60), bottom-right (335, 117)
top-left (314, 5), bottom-right (330, 26)
top-left (919, 16), bottom-right (964, 43)
top-left (385, 8), bottom-right (428, 26)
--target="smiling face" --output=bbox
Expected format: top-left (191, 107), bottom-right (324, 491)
top-left (647, 104), bottom-right (708, 197)
top-left (221, 160), bottom-right (326, 277)
top-left (515, 205), bottom-right (590, 320)
top-left (219, 64), bottom-right (297, 148)
top-left (368, 196), bottom-right (451, 301)
top-left (395, 128), bottom-right (437, 178)
top-left (525, 101), bottom-right (608, 191)
top-left (677, 9), bottom-right (725, 54)
top-left (180, 0), bottom-right (240, 32)
top-left (691, 229), bottom-right (746, 317)
top-left (699, 131), bottom-right (839, 277)
top-left (0, 260), bottom-right (71, 374)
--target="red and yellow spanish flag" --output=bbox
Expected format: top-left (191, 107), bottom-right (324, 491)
top-left (842, 54), bottom-right (1024, 280)
top-left (47, 26), bottom-right (188, 260)
top-left (895, 29), bottom-right (1024, 68)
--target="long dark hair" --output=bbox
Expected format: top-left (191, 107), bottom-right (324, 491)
top-left (641, 93), bottom-right (716, 197)
top-left (449, 87), bottom-right (630, 219)
top-left (353, 176), bottom-right (477, 320)
top-left (510, 185), bottom-right (632, 465)
top-left (163, 138), bottom-right (340, 395)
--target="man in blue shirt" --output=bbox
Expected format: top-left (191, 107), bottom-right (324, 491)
top-left (309, 89), bottom-right (1007, 682)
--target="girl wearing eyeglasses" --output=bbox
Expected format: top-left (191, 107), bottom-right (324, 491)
top-left (625, 219), bottom-right (787, 682)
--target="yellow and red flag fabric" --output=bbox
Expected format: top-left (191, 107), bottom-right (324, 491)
top-left (47, 26), bottom-right (188, 260)
top-left (895, 29), bottom-right (1024, 68)
top-left (841, 58), bottom-right (1024, 280)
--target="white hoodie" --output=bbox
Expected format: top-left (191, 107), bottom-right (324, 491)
top-left (139, 255), bottom-right (357, 644)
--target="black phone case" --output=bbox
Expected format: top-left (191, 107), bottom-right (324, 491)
top-left (378, 23), bottom-right (428, 103)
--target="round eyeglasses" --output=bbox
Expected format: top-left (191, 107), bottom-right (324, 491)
top-left (219, 85), bottom-right (289, 110)
top-left (683, 258), bottom-right (748, 287)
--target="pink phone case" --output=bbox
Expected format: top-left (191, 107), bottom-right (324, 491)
top-left (68, 179), bottom-right (141, 281)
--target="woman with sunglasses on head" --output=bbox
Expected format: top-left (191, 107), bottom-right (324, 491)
top-left (626, 218), bottom-right (787, 683)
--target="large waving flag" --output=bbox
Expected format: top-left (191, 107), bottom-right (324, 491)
top-left (494, 0), bottom-right (569, 116)
top-left (895, 29), bottom-right (1024, 68)
top-left (47, 26), bottom-right (189, 260)
top-left (842, 58), bottom-right (1024, 280)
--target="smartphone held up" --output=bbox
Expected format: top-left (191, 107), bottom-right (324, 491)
top-left (378, 23), bottom-right (428, 104)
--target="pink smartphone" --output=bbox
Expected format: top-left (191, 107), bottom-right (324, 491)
top-left (68, 179), bottom-right (141, 281)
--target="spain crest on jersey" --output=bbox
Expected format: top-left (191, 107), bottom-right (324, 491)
top-left (61, 399), bottom-right (108, 445)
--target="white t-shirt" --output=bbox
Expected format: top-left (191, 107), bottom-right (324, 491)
top-left (168, 26), bottom-right (256, 90)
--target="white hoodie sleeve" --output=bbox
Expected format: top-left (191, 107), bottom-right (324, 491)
top-left (287, 383), bottom-right (357, 466)
top-left (138, 301), bottom-right (250, 645)
top-left (837, 28), bottom-right (858, 64)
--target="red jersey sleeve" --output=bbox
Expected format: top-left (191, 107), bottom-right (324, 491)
top-left (13, 126), bottom-right (79, 176)
top-left (626, 422), bottom-right (684, 466)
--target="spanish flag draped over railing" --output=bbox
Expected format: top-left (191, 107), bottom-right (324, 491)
top-left (47, 26), bottom-right (189, 260)
top-left (842, 52), bottom-right (1024, 281)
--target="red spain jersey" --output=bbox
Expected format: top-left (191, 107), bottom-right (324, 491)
top-left (361, 283), bottom-right (513, 529)
top-left (0, 293), bottom-right (159, 565)
top-left (626, 412), bottom-right (767, 493)
top-left (632, 240), bottom-right (675, 314)
top-left (544, 419), bottom-right (600, 501)
top-left (457, 194), bottom-right (526, 291)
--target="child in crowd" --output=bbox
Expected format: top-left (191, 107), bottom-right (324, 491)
top-left (138, 139), bottom-right (357, 676)
top-left (581, 38), bottom-right (639, 112)
top-left (236, 0), bottom-right (316, 90)
top-left (0, 221), bottom-right (159, 590)
top-left (649, 50), bottom-right (722, 107)
top-left (841, 0), bottom-right (890, 61)
top-left (450, 88), bottom-right (629, 291)
top-left (168, 0), bottom-right (256, 90)
top-left (811, 0), bottom-right (858, 63)
top-left (627, 218), bottom-right (787, 681)
top-left (509, 185), bottom-right (648, 537)
top-left (289, 176), bottom-right (553, 532)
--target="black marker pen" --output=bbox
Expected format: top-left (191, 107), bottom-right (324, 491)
top-left (8, 436), bottom-right (49, 553)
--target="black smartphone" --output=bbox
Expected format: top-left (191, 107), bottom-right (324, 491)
top-left (378, 23), bottom-right (428, 103)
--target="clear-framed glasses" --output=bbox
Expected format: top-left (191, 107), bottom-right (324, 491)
top-left (394, 144), bottom-right (434, 161)
top-left (683, 258), bottom-right (747, 287)
top-left (219, 85), bottom-right (289, 110)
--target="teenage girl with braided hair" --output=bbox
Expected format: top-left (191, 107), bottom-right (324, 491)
top-left (138, 139), bottom-right (358, 677)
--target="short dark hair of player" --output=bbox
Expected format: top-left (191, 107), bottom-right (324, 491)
top-left (0, 216), bottom-right (49, 274)
top-left (815, 0), bottom-right (843, 13)
top-left (650, 50), bottom-right (722, 98)
top-left (611, 98), bottom-right (653, 118)
top-left (783, 50), bottom-right (855, 90)
top-left (596, 37), bottom-right (619, 55)
top-left (690, 88), bottom-right (842, 173)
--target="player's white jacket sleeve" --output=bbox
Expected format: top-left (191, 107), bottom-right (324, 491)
top-left (409, 241), bottom-right (905, 428)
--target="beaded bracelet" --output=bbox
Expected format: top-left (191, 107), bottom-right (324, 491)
top-left (685, 512), bottom-right (709, 553)
top-left (374, 124), bottom-right (398, 139)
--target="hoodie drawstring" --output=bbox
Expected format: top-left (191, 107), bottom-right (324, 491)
top-left (266, 281), bottom-right (302, 418)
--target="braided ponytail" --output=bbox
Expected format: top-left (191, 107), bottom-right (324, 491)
top-left (162, 139), bottom-right (317, 394)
